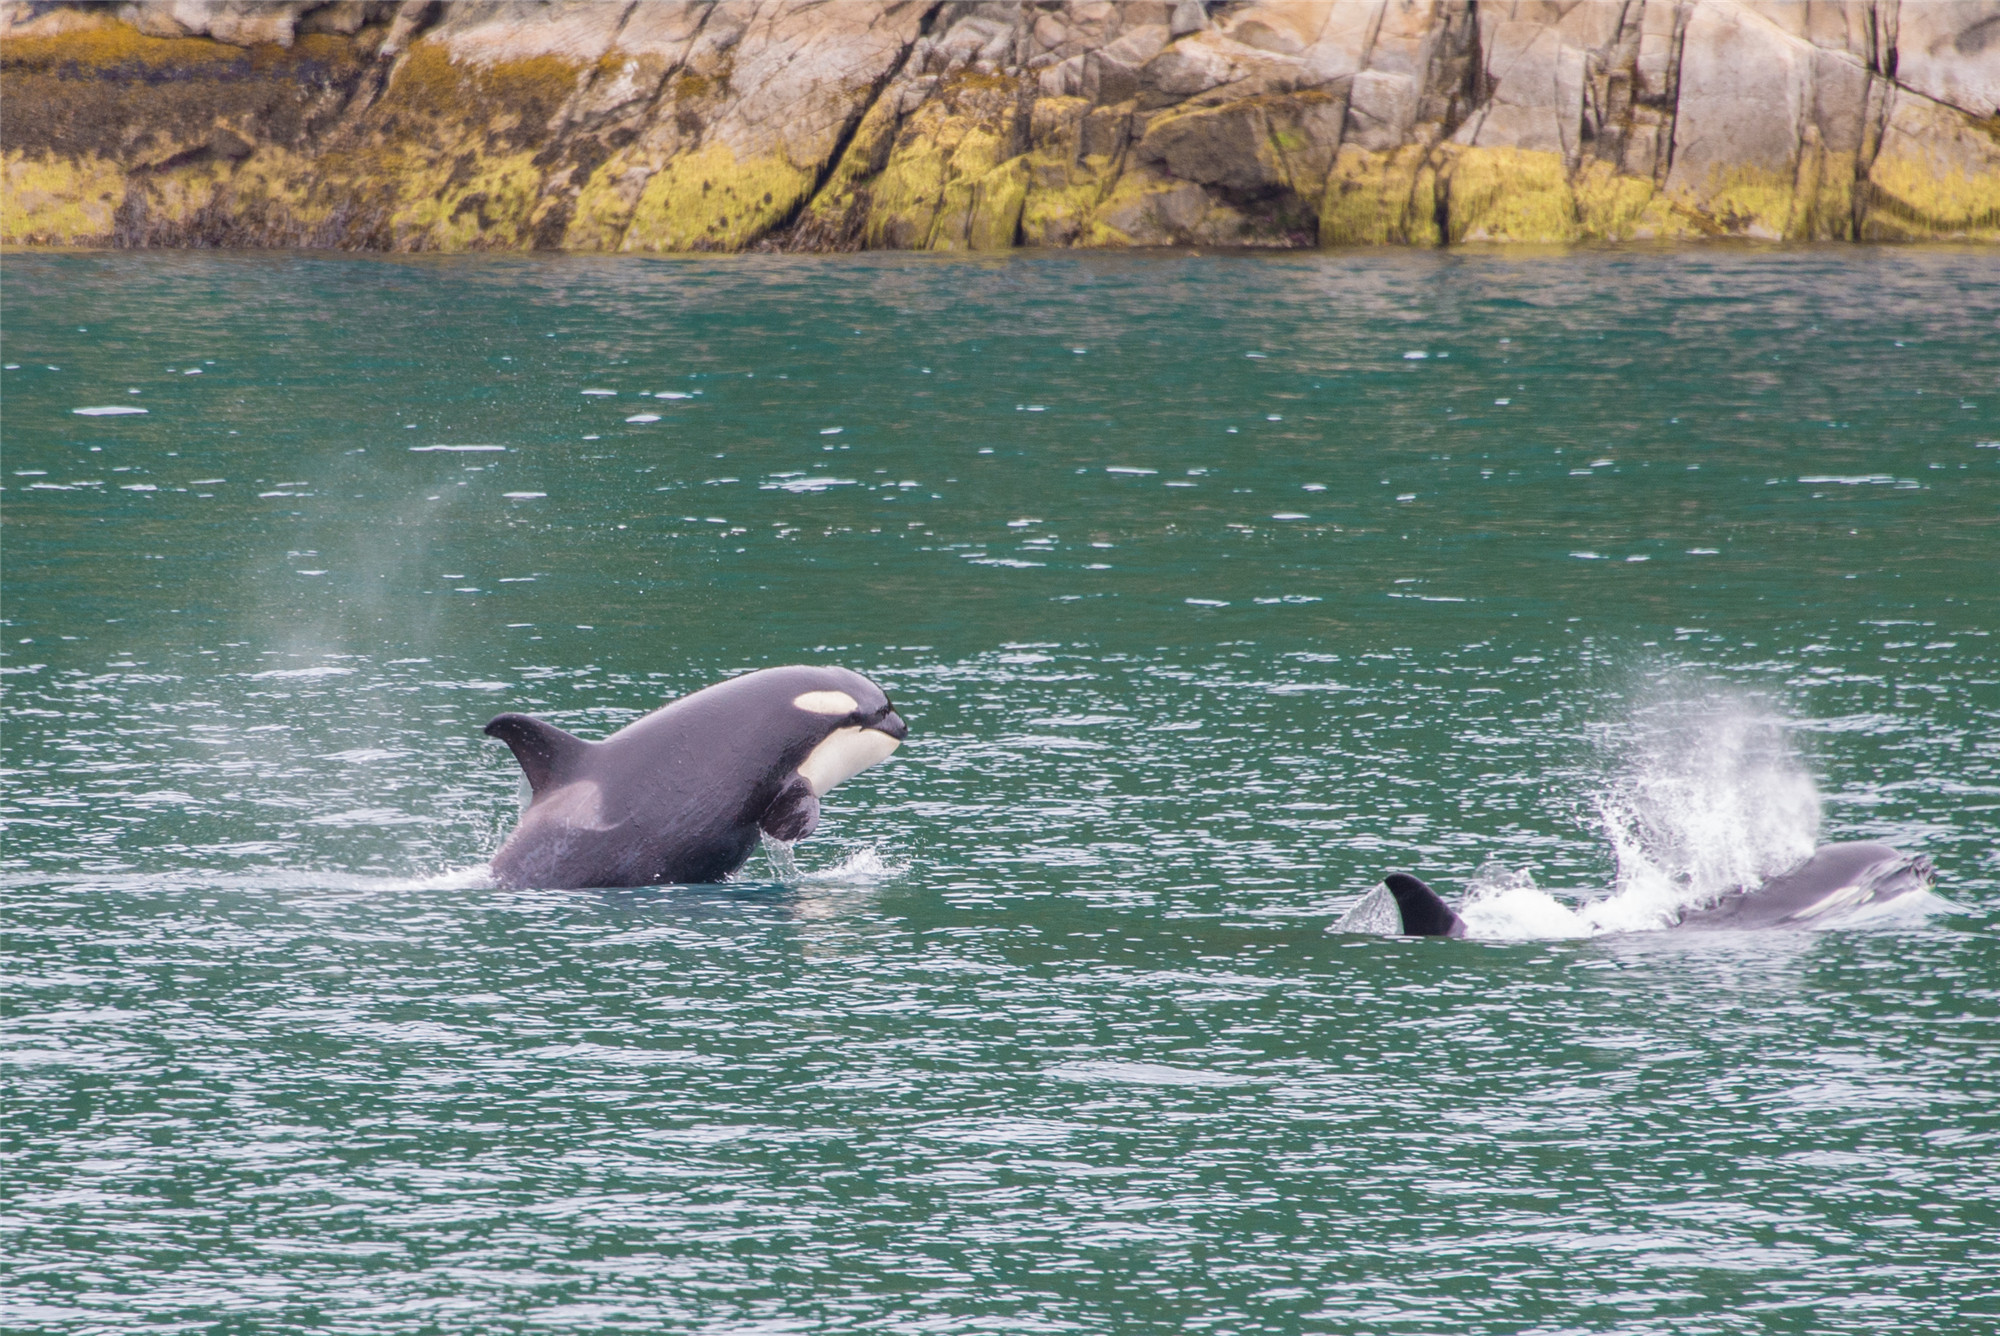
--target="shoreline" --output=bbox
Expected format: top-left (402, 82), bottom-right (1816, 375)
top-left (6, 1), bottom-right (1997, 253)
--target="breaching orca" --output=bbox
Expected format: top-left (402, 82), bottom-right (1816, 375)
top-left (485, 665), bottom-right (907, 889)
top-left (1332, 841), bottom-right (1934, 937)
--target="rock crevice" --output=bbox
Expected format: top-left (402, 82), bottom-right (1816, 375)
top-left (4, 0), bottom-right (1996, 249)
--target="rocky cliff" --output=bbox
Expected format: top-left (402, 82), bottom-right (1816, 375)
top-left (4, 0), bottom-right (1997, 250)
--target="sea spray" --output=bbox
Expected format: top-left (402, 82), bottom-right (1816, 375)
top-left (761, 833), bottom-right (906, 887)
top-left (1593, 693), bottom-right (1821, 915)
top-left (800, 845), bottom-right (907, 885)
top-left (1457, 694), bottom-right (1824, 940)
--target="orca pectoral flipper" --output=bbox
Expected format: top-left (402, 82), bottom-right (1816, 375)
top-left (484, 713), bottom-right (590, 797)
top-left (759, 774), bottom-right (820, 843)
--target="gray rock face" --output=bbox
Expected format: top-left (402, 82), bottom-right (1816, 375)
top-left (3, 0), bottom-right (1996, 249)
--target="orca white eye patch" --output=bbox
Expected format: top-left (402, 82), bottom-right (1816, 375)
top-left (792, 689), bottom-right (860, 716)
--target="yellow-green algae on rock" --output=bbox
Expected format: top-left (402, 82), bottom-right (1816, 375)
top-left (4, 2), bottom-right (1997, 253)
top-left (1, 151), bottom-right (124, 245)
top-left (1862, 100), bottom-right (2000, 243)
top-left (619, 141), bottom-right (817, 254)
top-left (854, 74), bottom-right (1028, 252)
top-left (1318, 147), bottom-right (1442, 249)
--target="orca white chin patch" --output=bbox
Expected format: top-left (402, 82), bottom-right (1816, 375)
top-left (793, 689), bottom-right (860, 716)
top-left (797, 725), bottom-right (901, 796)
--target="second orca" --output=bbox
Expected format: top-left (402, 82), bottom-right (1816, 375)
top-left (1332, 842), bottom-right (1936, 938)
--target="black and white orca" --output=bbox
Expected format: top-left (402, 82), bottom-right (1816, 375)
top-left (485, 666), bottom-right (907, 889)
top-left (1333, 842), bottom-right (1936, 937)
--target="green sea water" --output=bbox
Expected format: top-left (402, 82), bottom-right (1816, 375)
top-left (3, 248), bottom-right (1997, 1334)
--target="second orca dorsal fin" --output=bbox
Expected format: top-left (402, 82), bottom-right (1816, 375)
top-left (1382, 872), bottom-right (1468, 938)
top-left (484, 713), bottom-right (589, 797)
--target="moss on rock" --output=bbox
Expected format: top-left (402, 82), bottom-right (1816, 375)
top-left (1443, 147), bottom-right (1578, 244)
top-left (1, 151), bottom-right (124, 243)
top-left (4, 8), bottom-right (1997, 253)
top-left (618, 141), bottom-right (816, 252)
top-left (1319, 147), bottom-right (1441, 247)
top-left (1862, 99), bottom-right (2000, 241)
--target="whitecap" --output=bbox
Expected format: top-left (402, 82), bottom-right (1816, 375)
top-left (1106, 466), bottom-right (1157, 475)
top-left (72, 406), bottom-right (148, 416)
top-left (581, 388), bottom-right (616, 396)
top-left (502, 492), bottom-right (545, 499)
top-left (409, 444), bottom-right (505, 452)
top-left (624, 413), bottom-right (661, 423)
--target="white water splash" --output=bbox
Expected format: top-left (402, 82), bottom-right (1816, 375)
top-left (1595, 695), bottom-right (1820, 911)
top-left (801, 845), bottom-right (907, 886)
top-left (1456, 695), bottom-right (1825, 940)
top-left (1457, 859), bottom-right (1595, 939)
top-left (759, 837), bottom-right (906, 887)
top-left (385, 864), bottom-right (497, 892)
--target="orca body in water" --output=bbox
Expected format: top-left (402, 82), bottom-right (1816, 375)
top-left (485, 665), bottom-right (906, 890)
top-left (1332, 842), bottom-right (1935, 938)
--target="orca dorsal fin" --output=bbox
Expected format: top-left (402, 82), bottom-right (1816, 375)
top-left (1382, 873), bottom-right (1468, 938)
top-left (484, 713), bottom-right (589, 796)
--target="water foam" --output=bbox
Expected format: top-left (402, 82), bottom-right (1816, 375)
top-left (801, 846), bottom-right (907, 886)
top-left (1454, 695), bottom-right (1827, 940)
top-left (1595, 695), bottom-right (1820, 912)
top-left (759, 837), bottom-right (906, 887)
top-left (386, 864), bottom-right (497, 892)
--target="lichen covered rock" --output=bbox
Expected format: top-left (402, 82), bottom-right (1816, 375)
top-left (3, 0), bottom-right (1996, 251)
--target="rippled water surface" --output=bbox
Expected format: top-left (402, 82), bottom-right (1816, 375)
top-left (5, 249), bottom-right (1998, 1333)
